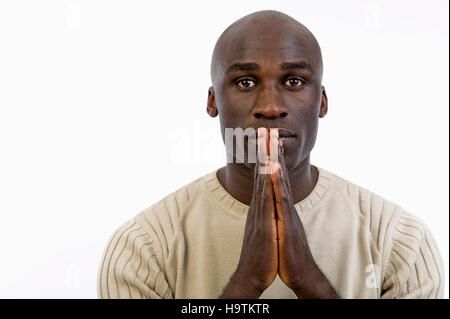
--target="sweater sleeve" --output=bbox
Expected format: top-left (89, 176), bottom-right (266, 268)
top-left (380, 211), bottom-right (445, 299)
top-left (97, 218), bottom-right (173, 299)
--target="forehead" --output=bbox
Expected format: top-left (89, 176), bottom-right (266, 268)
top-left (218, 29), bottom-right (318, 71)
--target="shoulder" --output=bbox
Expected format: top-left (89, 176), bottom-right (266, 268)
top-left (319, 167), bottom-right (444, 298)
top-left (323, 167), bottom-right (400, 220)
top-left (322, 167), bottom-right (436, 248)
top-left (135, 169), bottom-right (216, 238)
top-left (97, 218), bottom-right (173, 298)
top-left (380, 209), bottom-right (445, 298)
top-left (107, 169), bottom-right (217, 261)
top-left (97, 170), bottom-right (217, 298)
top-left (320, 167), bottom-right (405, 242)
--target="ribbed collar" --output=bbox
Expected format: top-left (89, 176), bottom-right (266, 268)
top-left (201, 165), bottom-right (334, 218)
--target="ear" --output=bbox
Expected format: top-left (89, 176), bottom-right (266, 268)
top-left (207, 86), bottom-right (218, 117)
top-left (319, 85), bottom-right (328, 118)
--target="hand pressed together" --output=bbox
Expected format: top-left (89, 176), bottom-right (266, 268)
top-left (220, 127), bottom-right (339, 299)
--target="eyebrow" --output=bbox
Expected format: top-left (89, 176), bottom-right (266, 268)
top-left (225, 61), bottom-right (314, 74)
top-left (280, 61), bottom-right (314, 73)
top-left (225, 63), bottom-right (260, 74)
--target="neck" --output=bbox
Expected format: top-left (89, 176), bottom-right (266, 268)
top-left (216, 156), bottom-right (319, 206)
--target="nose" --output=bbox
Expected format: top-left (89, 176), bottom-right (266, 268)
top-left (252, 83), bottom-right (288, 120)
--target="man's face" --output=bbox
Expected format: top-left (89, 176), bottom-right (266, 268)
top-left (208, 26), bottom-right (327, 171)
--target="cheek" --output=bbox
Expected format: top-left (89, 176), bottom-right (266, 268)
top-left (216, 91), bottom-right (250, 143)
top-left (299, 113), bottom-right (319, 146)
top-left (288, 103), bottom-right (319, 158)
top-left (218, 98), bottom-right (253, 128)
top-left (299, 120), bottom-right (319, 160)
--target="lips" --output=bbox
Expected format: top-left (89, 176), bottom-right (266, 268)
top-left (277, 128), bottom-right (297, 139)
top-left (246, 127), bottom-right (297, 140)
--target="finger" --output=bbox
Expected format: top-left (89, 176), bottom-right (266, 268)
top-left (254, 162), bottom-right (269, 220)
top-left (250, 160), bottom-right (260, 205)
top-left (279, 139), bottom-right (293, 195)
top-left (254, 129), bottom-right (260, 168)
top-left (261, 171), bottom-right (276, 224)
top-left (269, 128), bottom-right (279, 164)
top-left (257, 127), bottom-right (269, 172)
top-left (253, 145), bottom-right (259, 191)
top-left (251, 158), bottom-right (263, 205)
top-left (250, 130), bottom-right (262, 210)
top-left (279, 137), bottom-right (283, 161)
top-left (250, 129), bottom-right (264, 221)
top-left (250, 128), bottom-right (262, 205)
top-left (270, 160), bottom-right (294, 223)
top-left (278, 139), bottom-right (292, 192)
top-left (254, 173), bottom-right (267, 221)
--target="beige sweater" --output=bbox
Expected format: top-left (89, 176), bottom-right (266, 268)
top-left (97, 166), bottom-right (445, 298)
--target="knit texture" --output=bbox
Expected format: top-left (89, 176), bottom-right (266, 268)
top-left (97, 166), bottom-right (444, 298)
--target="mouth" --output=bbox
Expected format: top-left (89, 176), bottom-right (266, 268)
top-left (246, 127), bottom-right (297, 141)
top-left (277, 128), bottom-right (297, 140)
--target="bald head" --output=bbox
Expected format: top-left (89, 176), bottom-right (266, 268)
top-left (210, 10), bottom-right (323, 85)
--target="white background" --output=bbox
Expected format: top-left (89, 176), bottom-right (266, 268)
top-left (0, 0), bottom-right (448, 298)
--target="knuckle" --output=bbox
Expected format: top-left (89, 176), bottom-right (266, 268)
top-left (253, 225), bottom-right (263, 236)
top-left (261, 192), bottom-right (268, 202)
top-left (276, 195), bottom-right (290, 205)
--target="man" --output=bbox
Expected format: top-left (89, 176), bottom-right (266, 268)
top-left (97, 10), bottom-right (444, 299)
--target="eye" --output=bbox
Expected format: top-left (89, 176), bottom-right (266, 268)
top-left (235, 78), bottom-right (256, 89)
top-left (284, 77), bottom-right (304, 88)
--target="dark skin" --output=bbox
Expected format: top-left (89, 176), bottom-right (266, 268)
top-left (206, 10), bottom-right (339, 298)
